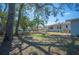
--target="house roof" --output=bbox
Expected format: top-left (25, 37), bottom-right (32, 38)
top-left (66, 18), bottom-right (79, 22)
top-left (48, 22), bottom-right (71, 28)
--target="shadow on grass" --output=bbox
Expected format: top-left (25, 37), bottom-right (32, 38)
top-left (18, 34), bottom-right (79, 55)
top-left (18, 35), bottom-right (52, 55)
top-left (0, 34), bottom-right (79, 55)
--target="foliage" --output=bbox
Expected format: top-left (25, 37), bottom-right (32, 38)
top-left (24, 4), bottom-right (67, 22)
top-left (19, 16), bottom-right (30, 30)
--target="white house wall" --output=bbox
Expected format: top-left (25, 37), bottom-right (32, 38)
top-left (48, 22), bottom-right (71, 33)
top-left (71, 20), bottom-right (79, 36)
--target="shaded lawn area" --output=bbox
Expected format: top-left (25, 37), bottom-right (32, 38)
top-left (30, 33), bottom-right (71, 43)
top-left (30, 33), bottom-right (79, 46)
top-left (0, 33), bottom-right (79, 55)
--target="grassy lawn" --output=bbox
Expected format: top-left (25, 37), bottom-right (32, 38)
top-left (0, 34), bottom-right (78, 55)
top-left (31, 34), bottom-right (48, 39)
top-left (31, 34), bottom-right (49, 42)
top-left (47, 32), bottom-right (71, 35)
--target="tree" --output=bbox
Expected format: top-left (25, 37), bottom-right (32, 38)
top-left (0, 3), bottom-right (15, 55)
top-left (14, 4), bottom-right (65, 35)
top-left (15, 3), bottom-right (24, 35)
top-left (30, 16), bottom-right (45, 31)
top-left (19, 16), bottom-right (30, 31)
top-left (25, 4), bottom-right (66, 25)
top-left (0, 4), bottom-right (8, 34)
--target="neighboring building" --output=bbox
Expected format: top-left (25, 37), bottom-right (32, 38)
top-left (48, 23), bottom-right (62, 32)
top-left (61, 21), bottom-right (71, 33)
top-left (48, 22), bottom-right (71, 33)
top-left (67, 18), bottom-right (79, 36)
top-left (48, 18), bottom-right (79, 36)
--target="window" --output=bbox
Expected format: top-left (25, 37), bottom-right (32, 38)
top-left (66, 25), bottom-right (68, 28)
top-left (49, 26), bottom-right (53, 29)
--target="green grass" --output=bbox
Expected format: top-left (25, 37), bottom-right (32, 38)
top-left (31, 34), bottom-right (48, 39)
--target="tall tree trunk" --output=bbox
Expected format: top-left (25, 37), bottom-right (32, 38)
top-left (15, 4), bottom-right (24, 35)
top-left (0, 3), bottom-right (15, 55)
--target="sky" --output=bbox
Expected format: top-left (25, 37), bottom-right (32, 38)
top-left (47, 11), bottom-right (79, 25)
top-left (47, 4), bottom-right (79, 25)
top-left (27, 3), bottom-right (79, 25)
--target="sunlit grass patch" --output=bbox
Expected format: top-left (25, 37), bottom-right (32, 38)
top-left (31, 34), bottom-right (48, 39)
top-left (47, 32), bottom-right (71, 35)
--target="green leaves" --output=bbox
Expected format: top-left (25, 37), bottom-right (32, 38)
top-left (0, 12), bottom-right (6, 17)
top-left (19, 16), bottom-right (30, 30)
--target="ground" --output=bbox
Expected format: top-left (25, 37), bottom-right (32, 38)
top-left (47, 32), bottom-right (71, 36)
top-left (0, 32), bottom-right (79, 55)
top-left (10, 36), bottom-right (67, 55)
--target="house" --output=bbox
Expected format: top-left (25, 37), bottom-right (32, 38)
top-left (67, 18), bottom-right (79, 36)
top-left (48, 18), bottom-right (79, 36)
top-left (48, 22), bottom-right (70, 33)
top-left (48, 23), bottom-right (61, 32)
top-left (61, 21), bottom-right (71, 33)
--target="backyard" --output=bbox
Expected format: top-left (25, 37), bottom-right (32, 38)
top-left (10, 32), bottom-right (79, 55)
top-left (0, 31), bottom-right (79, 55)
top-left (0, 3), bottom-right (79, 55)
